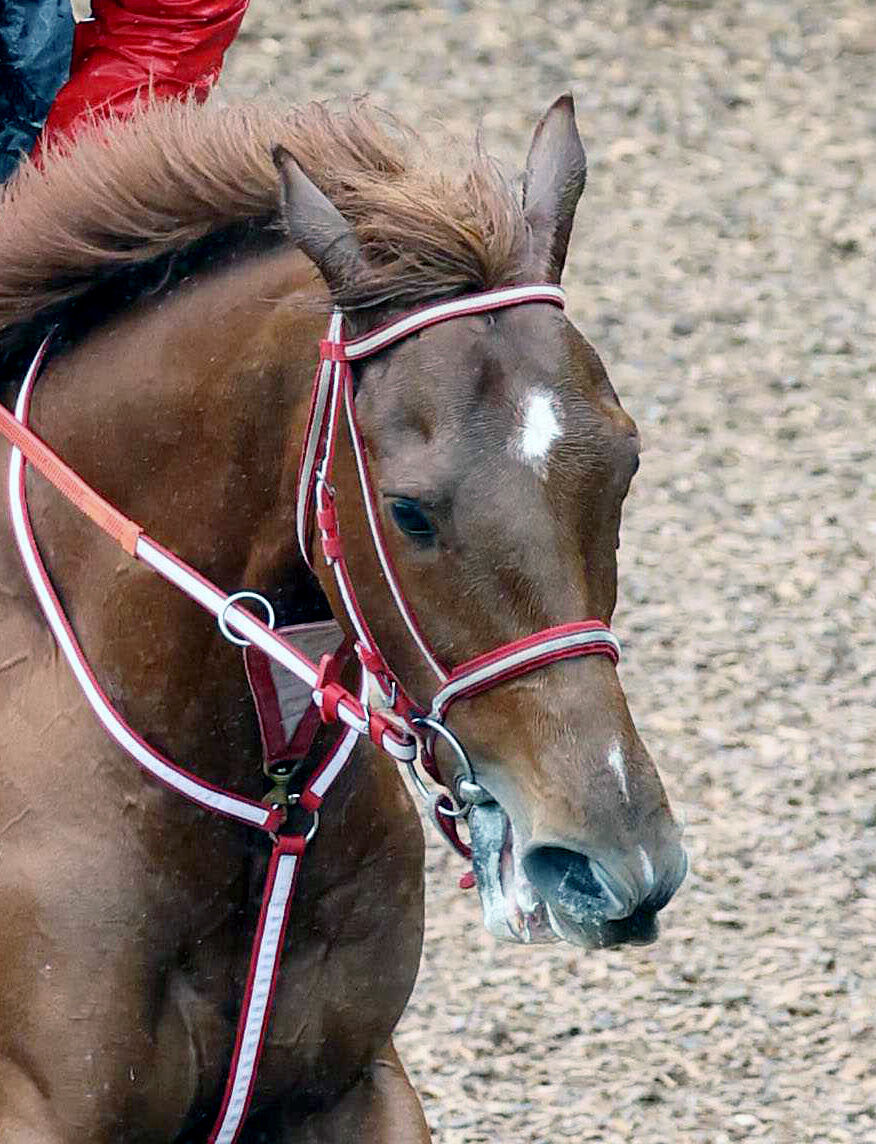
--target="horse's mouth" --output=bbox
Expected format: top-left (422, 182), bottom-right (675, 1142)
top-left (468, 801), bottom-right (557, 944)
top-left (467, 802), bottom-right (661, 950)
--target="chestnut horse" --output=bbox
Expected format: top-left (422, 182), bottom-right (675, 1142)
top-left (0, 96), bottom-right (687, 1142)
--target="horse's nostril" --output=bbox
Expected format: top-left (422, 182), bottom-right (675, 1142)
top-left (523, 846), bottom-right (616, 916)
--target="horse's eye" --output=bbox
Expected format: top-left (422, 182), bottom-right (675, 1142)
top-left (389, 498), bottom-right (436, 542)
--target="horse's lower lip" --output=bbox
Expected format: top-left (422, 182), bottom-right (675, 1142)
top-left (469, 801), bottom-right (556, 944)
top-left (547, 902), bottom-right (660, 949)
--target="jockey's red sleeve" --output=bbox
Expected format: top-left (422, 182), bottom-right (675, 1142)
top-left (33, 0), bottom-right (248, 156)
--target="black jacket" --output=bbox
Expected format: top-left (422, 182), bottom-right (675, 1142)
top-left (0, 0), bottom-right (73, 181)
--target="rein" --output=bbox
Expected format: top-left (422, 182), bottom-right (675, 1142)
top-left (1, 283), bottom-right (620, 1142)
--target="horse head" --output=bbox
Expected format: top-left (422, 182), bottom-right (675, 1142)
top-left (275, 95), bottom-right (687, 949)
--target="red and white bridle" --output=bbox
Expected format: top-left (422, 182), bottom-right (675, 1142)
top-left (296, 283), bottom-right (620, 836)
top-left (1, 282), bottom-right (620, 1142)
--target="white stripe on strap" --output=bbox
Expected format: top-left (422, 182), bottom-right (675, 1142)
top-left (340, 285), bottom-right (565, 360)
top-left (295, 364), bottom-right (332, 561)
top-left (306, 667), bottom-right (368, 801)
top-left (296, 311), bottom-right (344, 563)
top-left (342, 372), bottom-right (448, 682)
top-left (328, 555), bottom-right (377, 673)
top-left (431, 627), bottom-right (621, 718)
top-left (208, 841), bottom-right (300, 1143)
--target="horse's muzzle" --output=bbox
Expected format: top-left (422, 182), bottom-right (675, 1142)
top-left (467, 802), bottom-right (688, 948)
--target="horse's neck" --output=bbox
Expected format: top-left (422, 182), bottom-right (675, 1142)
top-left (20, 245), bottom-right (328, 796)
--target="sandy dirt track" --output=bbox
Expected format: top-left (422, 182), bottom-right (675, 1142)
top-left (218, 3), bottom-right (876, 1141)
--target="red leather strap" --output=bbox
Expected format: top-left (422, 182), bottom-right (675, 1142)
top-left (322, 535), bottom-right (343, 561)
top-left (316, 502), bottom-right (338, 536)
top-left (206, 829), bottom-right (304, 1144)
top-left (367, 709), bottom-right (395, 750)
top-left (314, 653), bottom-right (365, 727)
top-left (355, 641), bottom-right (390, 679)
top-left (0, 402), bottom-right (142, 554)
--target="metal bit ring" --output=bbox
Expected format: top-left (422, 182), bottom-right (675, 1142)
top-left (411, 715), bottom-right (489, 818)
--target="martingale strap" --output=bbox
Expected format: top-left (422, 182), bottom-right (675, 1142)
top-left (206, 834), bottom-right (305, 1144)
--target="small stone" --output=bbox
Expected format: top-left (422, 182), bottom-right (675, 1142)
top-left (709, 911), bottom-right (744, 929)
top-left (672, 316), bottom-right (697, 337)
top-left (731, 1113), bottom-right (761, 1128)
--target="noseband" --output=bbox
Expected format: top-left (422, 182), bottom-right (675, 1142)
top-left (1, 281), bottom-right (620, 1144)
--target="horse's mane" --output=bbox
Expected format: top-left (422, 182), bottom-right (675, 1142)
top-left (0, 99), bottom-right (529, 379)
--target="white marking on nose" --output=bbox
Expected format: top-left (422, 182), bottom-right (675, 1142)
top-left (512, 388), bottom-right (563, 475)
top-left (607, 739), bottom-right (630, 803)
top-left (639, 846), bottom-right (655, 892)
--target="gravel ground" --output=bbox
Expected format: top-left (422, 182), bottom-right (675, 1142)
top-left (219, 2), bottom-right (876, 1140)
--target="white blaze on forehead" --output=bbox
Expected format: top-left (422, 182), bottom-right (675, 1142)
top-left (512, 388), bottom-right (563, 475)
top-left (607, 738), bottom-right (630, 803)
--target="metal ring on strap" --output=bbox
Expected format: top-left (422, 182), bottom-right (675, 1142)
top-left (287, 794), bottom-right (320, 844)
top-left (217, 590), bottom-right (276, 647)
top-left (411, 715), bottom-right (490, 819)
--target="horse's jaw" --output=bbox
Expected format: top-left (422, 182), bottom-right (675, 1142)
top-left (468, 802), bottom-right (558, 945)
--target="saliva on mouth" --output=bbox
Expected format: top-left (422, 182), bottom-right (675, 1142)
top-left (468, 801), bottom-right (557, 944)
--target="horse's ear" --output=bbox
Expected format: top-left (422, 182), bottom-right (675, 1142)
top-left (522, 94), bottom-right (587, 284)
top-left (273, 145), bottom-right (366, 293)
